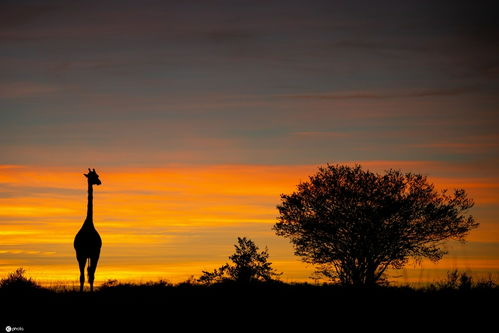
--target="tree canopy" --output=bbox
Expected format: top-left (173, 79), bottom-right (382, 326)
top-left (198, 237), bottom-right (281, 285)
top-left (274, 164), bottom-right (478, 286)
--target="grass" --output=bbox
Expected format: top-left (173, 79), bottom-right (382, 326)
top-left (1, 267), bottom-right (497, 298)
top-left (1, 268), bottom-right (497, 330)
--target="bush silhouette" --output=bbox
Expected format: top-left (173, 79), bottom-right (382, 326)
top-left (199, 237), bottom-right (281, 285)
top-left (432, 270), bottom-right (488, 291)
top-left (274, 164), bottom-right (478, 287)
top-left (0, 267), bottom-right (42, 291)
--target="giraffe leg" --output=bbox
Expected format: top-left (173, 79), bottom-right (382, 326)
top-left (77, 256), bottom-right (86, 292)
top-left (88, 254), bottom-right (100, 292)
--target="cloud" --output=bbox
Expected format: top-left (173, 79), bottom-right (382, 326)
top-left (278, 87), bottom-right (477, 101)
top-left (412, 142), bottom-right (499, 154)
top-left (290, 131), bottom-right (351, 139)
top-left (0, 82), bottom-right (62, 99)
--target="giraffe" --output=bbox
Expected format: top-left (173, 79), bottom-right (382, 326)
top-left (74, 168), bottom-right (102, 292)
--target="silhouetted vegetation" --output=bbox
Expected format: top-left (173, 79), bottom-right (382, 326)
top-left (275, 164), bottom-right (478, 287)
top-left (1, 268), bottom-right (497, 330)
top-left (2, 268), bottom-right (496, 296)
top-left (0, 268), bottom-right (42, 291)
top-left (198, 237), bottom-right (282, 285)
top-left (0, 165), bottom-right (490, 329)
top-left (427, 269), bottom-right (497, 291)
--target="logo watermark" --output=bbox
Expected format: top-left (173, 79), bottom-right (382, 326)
top-left (5, 326), bottom-right (24, 332)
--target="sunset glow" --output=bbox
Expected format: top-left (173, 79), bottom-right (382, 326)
top-left (1, 163), bottom-right (498, 285)
top-left (1, 1), bottom-right (498, 286)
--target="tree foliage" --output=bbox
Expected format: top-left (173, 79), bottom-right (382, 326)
top-left (199, 237), bottom-right (281, 285)
top-left (274, 164), bottom-right (478, 286)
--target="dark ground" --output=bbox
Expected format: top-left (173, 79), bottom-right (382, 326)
top-left (1, 281), bottom-right (497, 331)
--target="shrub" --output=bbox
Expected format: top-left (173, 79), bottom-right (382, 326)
top-left (0, 267), bottom-right (41, 290)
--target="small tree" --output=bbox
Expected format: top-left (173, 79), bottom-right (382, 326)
top-left (199, 237), bottom-right (281, 285)
top-left (274, 164), bottom-right (478, 287)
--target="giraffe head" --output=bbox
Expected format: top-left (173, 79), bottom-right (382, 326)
top-left (84, 168), bottom-right (102, 186)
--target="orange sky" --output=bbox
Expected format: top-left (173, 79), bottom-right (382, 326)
top-left (1, 162), bottom-right (498, 286)
top-left (1, 1), bottom-right (498, 288)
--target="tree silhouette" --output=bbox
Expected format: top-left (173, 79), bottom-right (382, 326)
top-left (199, 237), bottom-right (281, 285)
top-left (274, 164), bottom-right (478, 287)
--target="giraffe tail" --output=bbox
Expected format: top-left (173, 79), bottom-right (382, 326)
top-left (87, 257), bottom-right (90, 279)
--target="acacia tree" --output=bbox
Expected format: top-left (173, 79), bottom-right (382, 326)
top-left (199, 237), bottom-right (281, 285)
top-left (274, 164), bottom-right (478, 287)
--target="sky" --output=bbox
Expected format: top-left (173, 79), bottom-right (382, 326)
top-left (1, 0), bottom-right (498, 285)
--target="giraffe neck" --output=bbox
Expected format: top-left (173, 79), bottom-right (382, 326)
top-left (84, 182), bottom-right (94, 229)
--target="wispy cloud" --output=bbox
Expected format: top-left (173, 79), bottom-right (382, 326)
top-left (412, 142), bottom-right (499, 154)
top-left (291, 131), bottom-right (350, 139)
top-left (0, 82), bottom-right (62, 99)
top-left (278, 87), bottom-right (477, 101)
top-left (410, 134), bottom-right (499, 154)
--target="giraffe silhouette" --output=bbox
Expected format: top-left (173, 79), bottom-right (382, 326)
top-left (74, 168), bottom-right (102, 292)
